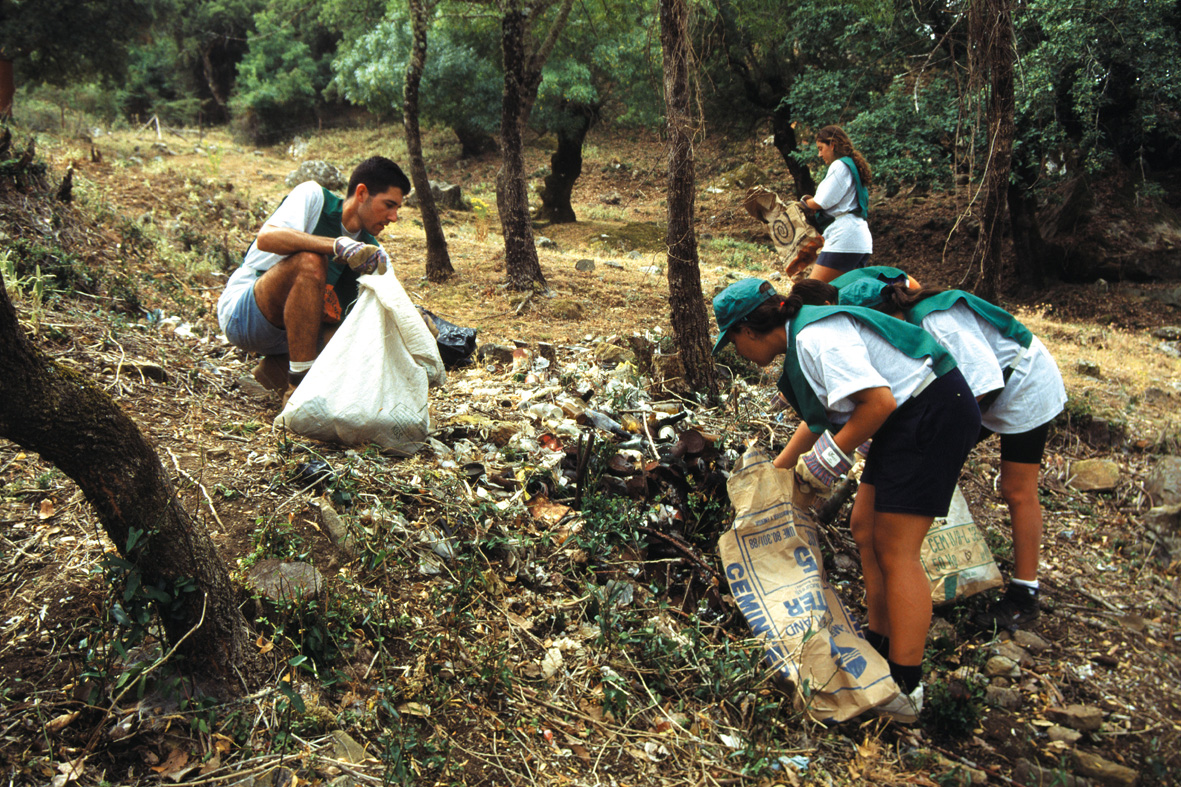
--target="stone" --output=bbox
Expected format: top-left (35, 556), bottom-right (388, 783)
top-left (984, 655), bottom-right (1020, 678)
top-left (1145, 456), bottom-right (1181, 505)
top-left (1069, 459), bottom-right (1121, 492)
top-left (1076, 359), bottom-right (1102, 378)
top-left (995, 640), bottom-right (1034, 667)
top-left (1014, 759), bottom-right (1090, 787)
top-left (638, 265), bottom-right (661, 275)
top-left (331, 729), bottom-right (369, 763)
top-left (403, 181), bottom-right (469, 210)
top-left (1071, 751), bottom-right (1138, 786)
top-left (477, 344), bottom-right (516, 364)
top-left (245, 560), bottom-right (325, 604)
top-left (316, 497), bottom-right (356, 557)
top-left (600, 191), bottom-right (621, 205)
top-left (285, 160), bottom-right (346, 190)
top-left (548, 299), bottom-right (584, 320)
top-left (1048, 724), bottom-right (1083, 744)
top-left (985, 685), bottom-right (1022, 710)
top-left (594, 342), bottom-right (636, 366)
top-left (627, 250), bottom-right (642, 260)
top-left (722, 162), bottom-right (767, 190)
top-left (1155, 342), bottom-right (1181, 359)
top-left (575, 258), bottom-right (595, 272)
top-left (1143, 386), bottom-right (1174, 403)
top-left (1151, 326), bottom-right (1181, 341)
top-left (537, 236), bottom-right (557, 248)
top-left (603, 260), bottom-right (624, 269)
top-left (1085, 407), bottom-right (1127, 447)
top-left (1046, 704), bottom-right (1104, 733)
top-left (1013, 630), bottom-right (1050, 654)
top-left (488, 422), bottom-right (520, 447)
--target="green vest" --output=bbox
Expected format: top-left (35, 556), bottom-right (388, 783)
top-left (777, 305), bottom-right (959, 433)
top-left (837, 156), bottom-right (869, 219)
top-left (311, 187), bottom-right (378, 315)
top-left (831, 265), bottom-right (909, 291)
top-left (906, 290), bottom-right (1033, 349)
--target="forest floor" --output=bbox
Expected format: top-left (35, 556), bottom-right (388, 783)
top-left (1, 119), bottom-right (1180, 787)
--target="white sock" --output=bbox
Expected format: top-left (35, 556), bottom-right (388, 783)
top-left (1011, 578), bottom-right (1039, 592)
top-left (289, 360), bottom-right (314, 374)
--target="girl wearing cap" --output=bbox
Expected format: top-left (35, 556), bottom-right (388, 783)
top-left (838, 280), bottom-right (1066, 631)
top-left (713, 277), bottom-right (981, 722)
top-left (799, 126), bottom-right (873, 284)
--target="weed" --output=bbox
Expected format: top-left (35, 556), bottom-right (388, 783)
top-left (924, 674), bottom-right (985, 738)
top-left (701, 236), bottom-right (769, 271)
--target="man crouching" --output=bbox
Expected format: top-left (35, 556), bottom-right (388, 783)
top-left (217, 156), bottom-right (411, 400)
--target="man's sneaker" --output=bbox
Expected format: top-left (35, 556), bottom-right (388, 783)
top-left (252, 355), bottom-right (289, 392)
top-left (972, 583), bottom-right (1040, 632)
top-left (875, 684), bottom-right (923, 724)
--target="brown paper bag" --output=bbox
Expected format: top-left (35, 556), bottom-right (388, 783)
top-left (719, 446), bottom-right (897, 722)
top-left (923, 486), bottom-right (1003, 604)
top-left (742, 186), bottom-right (825, 278)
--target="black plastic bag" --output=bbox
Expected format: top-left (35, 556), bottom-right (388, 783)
top-left (420, 307), bottom-right (478, 368)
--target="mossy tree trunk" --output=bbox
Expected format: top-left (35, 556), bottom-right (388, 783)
top-left (660, 0), bottom-right (717, 396)
top-left (538, 102), bottom-right (599, 224)
top-left (405, 0), bottom-right (455, 282)
top-left (0, 271), bottom-right (252, 678)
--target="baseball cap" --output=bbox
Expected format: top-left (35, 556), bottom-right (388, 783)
top-left (837, 278), bottom-right (890, 309)
top-left (712, 278), bottom-right (775, 354)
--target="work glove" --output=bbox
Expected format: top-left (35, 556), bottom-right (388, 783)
top-left (854, 439), bottom-right (872, 464)
top-left (333, 237), bottom-right (389, 276)
top-left (795, 430), bottom-right (853, 495)
top-left (799, 194), bottom-right (814, 210)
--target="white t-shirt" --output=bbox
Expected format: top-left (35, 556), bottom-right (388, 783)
top-left (919, 304), bottom-right (1066, 434)
top-left (796, 314), bottom-right (934, 425)
top-left (217, 182), bottom-right (363, 330)
top-left (814, 159), bottom-right (872, 254)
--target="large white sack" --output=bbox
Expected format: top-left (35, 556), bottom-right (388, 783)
top-left (275, 271), bottom-right (445, 455)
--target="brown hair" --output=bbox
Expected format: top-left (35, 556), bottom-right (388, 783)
top-left (817, 125), bottom-right (872, 187)
top-left (733, 279), bottom-right (837, 334)
top-left (873, 283), bottom-right (947, 313)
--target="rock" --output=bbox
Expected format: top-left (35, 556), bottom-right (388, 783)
top-left (1076, 359), bottom-right (1102, 378)
top-left (1145, 456), bottom-right (1181, 505)
top-left (985, 685), bottom-right (1022, 710)
top-left (403, 181), bottom-right (470, 210)
top-left (984, 655), bottom-right (1020, 678)
top-left (237, 375), bottom-right (272, 398)
top-left (1013, 629), bottom-right (1050, 654)
top-left (316, 497), bottom-right (356, 557)
top-left (547, 299), bottom-right (584, 320)
top-left (575, 258), bottom-right (595, 272)
top-left (488, 422), bottom-right (520, 446)
top-left (1046, 704), bottom-right (1104, 733)
top-left (594, 342), bottom-right (636, 367)
top-left (627, 250), bottom-right (642, 260)
top-left (995, 640), bottom-right (1034, 667)
top-left (478, 344), bottom-right (516, 365)
top-left (1015, 759), bottom-right (1092, 787)
top-left (600, 191), bottom-right (621, 205)
top-left (1084, 406), bottom-right (1127, 447)
top-left (1143, 386), bottom-right (1174, 403)
top-left (1049, 724), bottom-right (1083, 744)
top-left (1155, 342), bottom-right (1181, 359)
top-left (1069, 459), bottom-right (1121, 492)
top-left (1143, 504), bottom-right (1181, 561)
top-left (332, 730), bottom-right (369, 763)
top-left (537, 236), bottom-right (557, 248)
top-left (286, 160), bottom-right (346, 190)
top-left (638, 265), bottom-right (661, 275)
top-left (1072, 750), bottom-right (1139, 786)
top-left (245, 560), bottom-right (325, 604)
top-left (722, 162), bottom-right (767, 190)
top-left (603, 260), bottom-right (624, 269)
top-left (1152, 326), bottom-right (1181, 341)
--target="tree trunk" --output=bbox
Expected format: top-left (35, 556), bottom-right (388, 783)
top-left (967, 0), bottom-right (1015, 300)
top-left (771, 109), bottom-right (815, 197)
top-left (454, 124), bottom-right (498, 159)
top-left (0, 271), bottom-right (252, 679)
top-left (0, 58), bottom-right (14, 119)
top-left (537, 102), bottom-right (598, 224)
top-left (660, 0), bottom-right (717, 396)
top-left (405, 0), bottom-right (454, 282)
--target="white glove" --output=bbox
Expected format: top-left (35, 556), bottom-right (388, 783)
top-left (795, 430), bottom-right (853, 495)
top-left (333, 236), bottom-right (389, 276)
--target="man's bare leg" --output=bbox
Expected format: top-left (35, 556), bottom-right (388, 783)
top-left (252, 252), bottom-right (328, 370)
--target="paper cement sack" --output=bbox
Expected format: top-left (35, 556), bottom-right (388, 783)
top-left (742, 186), bottom-right (824, 278)
top-left (923, 485), bottom-right (1003, 604)
top-left (275, 271), bottom-right (446, 455)
top-left (720, 446), bottom-right (897, 722)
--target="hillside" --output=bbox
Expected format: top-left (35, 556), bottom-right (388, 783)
top-left (1, 121), bottom-right (1180, 786)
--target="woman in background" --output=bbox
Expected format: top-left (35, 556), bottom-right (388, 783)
top-left (800, 126), bottom-right (873, 283)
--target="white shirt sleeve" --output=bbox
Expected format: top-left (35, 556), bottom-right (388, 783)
top-left (814, 160), bottom-right (855, 213)
top-left (241, 182), bottom-right (328, 272)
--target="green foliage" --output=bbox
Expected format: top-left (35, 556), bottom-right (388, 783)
top-left (231, 8), bottom-right (335, 144)
top-left (120, 37), bottom-right (205, 125)
top-left (925, 675), bottom-right (986, 739)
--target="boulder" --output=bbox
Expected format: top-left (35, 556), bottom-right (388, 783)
top-left (1145, 456), bottom-right (1181, 505)
top-left (1046, 703), bottom-right (1104, 733)
top-left (245, 560), bottom-right (325, 604)
top-left (575, 258), bottom-right (595, 272)
top-left (403, 181), bottom-right (470, 211)
top-left (1069, 459), bottom-right (1121, 492)
top-left (285, 160), bottom-right (346, 191)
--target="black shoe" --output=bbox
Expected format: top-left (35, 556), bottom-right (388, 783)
top-left (972, 584), bottom-right (1040, 632)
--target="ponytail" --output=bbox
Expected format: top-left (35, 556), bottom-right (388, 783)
top-left (876, 283), bottom-right (947, 313)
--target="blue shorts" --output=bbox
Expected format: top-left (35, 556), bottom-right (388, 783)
top-left (220, 270), bottom-right (289, 356)
top-left (815, 252), bottom-right (870, 274)
top-left (860, 369), bottom-right (981, 517)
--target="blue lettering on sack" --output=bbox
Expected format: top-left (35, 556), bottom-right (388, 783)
top-left (829, 640), bottom-right (869, 679)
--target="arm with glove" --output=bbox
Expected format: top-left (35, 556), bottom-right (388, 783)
top-left (793, 386), bottom-right (895, 495)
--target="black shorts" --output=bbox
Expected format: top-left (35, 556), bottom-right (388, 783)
top-left (861, 369), bottom-right (981, 517)
top-left (976, 421), bottom-right (1052, 464)
top-left (815, 251), bottom-right (870, 274)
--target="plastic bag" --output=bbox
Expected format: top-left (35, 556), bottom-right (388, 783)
top-left (419, 307), bottom-right (478, 369)
top-left (275, 271), bottom-right (446, 455)
top-left (719, 445), bottom-right (897, 722)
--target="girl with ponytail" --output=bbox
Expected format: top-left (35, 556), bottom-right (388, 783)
top-left (839, 280), bottom-right (1066, 632)
top-left (799, 126), bottom-right (873, 283)
top-left (712, 277), bottom-right (981, 723)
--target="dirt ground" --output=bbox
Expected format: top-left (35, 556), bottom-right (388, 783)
top-left (2, 122), bottom-right (1180, 786)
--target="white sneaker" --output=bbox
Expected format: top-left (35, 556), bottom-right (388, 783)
top-left (875, 684), bottom-right (923, 723)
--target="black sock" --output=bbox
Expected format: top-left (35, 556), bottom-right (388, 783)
top-left (1007, 583), bottom-right (1038, 606)
top-left (288, 370), bottom-right (307, 387)
top-left (865, 629), bottom-right (890, 659)
top-left (889, 661), bottom-right (923, 695)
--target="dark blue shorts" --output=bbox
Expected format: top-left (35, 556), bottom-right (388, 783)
top-left (861, 369), bottom-right (981, 517)
top-left (815, 251), bottom-right (870, 274)
top-left (977, 420), bottom-right (1052, 464)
